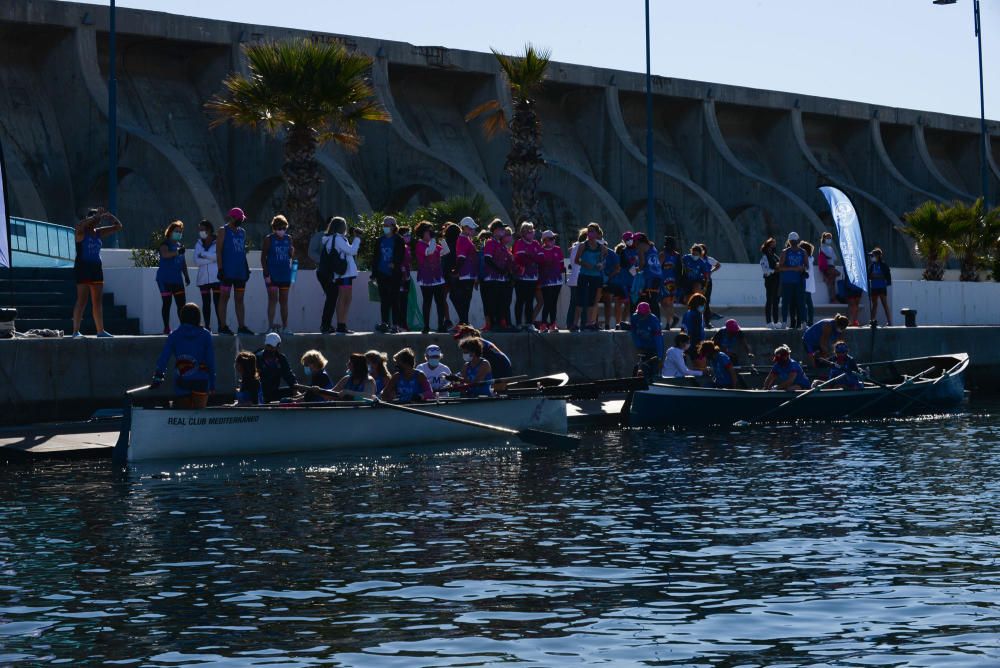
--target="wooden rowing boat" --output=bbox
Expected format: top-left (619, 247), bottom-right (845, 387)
top-left (629, 353), bottom-right (968, 427)
top-left (120, 374), bottom-right (570, 462)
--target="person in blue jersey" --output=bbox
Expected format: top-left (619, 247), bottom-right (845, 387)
top-left (381, 348), bottom-right (435, 403)
top-left (233, 351), bottom-right (263, 406)
top-left (823, 340), bottom-right (864, 390)
top-left (598, 237), bottom-right (621, 329)
top-left (152, 302), bottom-right (215, 409)
top-left (295, 349), bottom-right (335, 403)
top-left (455, 337), bottom-right (494, 398)
top-left (680, 292), bottom-right (708, 352)
top-left (712, 319), bottom-right (754, 367)
top-left (612, 232), bottom-right (637, 330)
top-left (156, 220), bottom-right (191, 334)
top-left (659, 236), bottom-right (681, 330)
top-left (331, 353), bottom-right (378, 401)
top-left (452, 325), bottom-right (513, 380)
top-left (802, 314), bottom-right (850, 368)
top-left (763, 344), bottom-right (810, 391)
top-left (680, 244), bottom-right (708, 304)
top-left (71, 207), bottom-right (122, 339)
top-left (370, 216), bottom-right (406, 333)
top-left (632, 233), bottom-right (662, 319)
top-left (261, 214), bottom-right (296, 335)
top-left (629, 302), bottom-right (664, 378)
top-left (867, 247), bottom-right (893, 326)
top-left (778, 231), bottom-right (808, 329)
top-left (255, 332), bottom-right (298, 403)
top-left (573, 222), bottom-right (608, 331)
top-left (365, 350), bottom-right (392, 396)
top-left (698, 340), bottom-right (738, 389)
top-left (216, 207), bottom-right (254, 335)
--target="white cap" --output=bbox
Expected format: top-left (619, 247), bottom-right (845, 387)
top-left (264, 332), bottom-right (281, 347)
top-left (383, 216), bottom-right (398, 227)
top-left (459, 216), bottom-right (478, 230)
top-left (541, 230), bottom-right (556, 239)
top-left (425, 344), bottom-right (442, 357)
top-left (787, 231), bottom-right (800, 242)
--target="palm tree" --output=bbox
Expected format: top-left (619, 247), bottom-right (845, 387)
top-left (467, 44), bottom-right (551, 225)
top-left (207, 38), bottom-right (389, 260)
top-left (943, 199), bottom-right (984, 281)
top-left (901, 200), bottom-right (951, 280)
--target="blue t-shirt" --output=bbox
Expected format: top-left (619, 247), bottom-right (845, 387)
top-left (661, 250), bottom-right (679, 282)
top-left (869, 261), bottom-right (889, 290)
top-left (155, 324), bottom-right (216, 395)
top-left (827, 355), bottom-right (862, 388)
top-left (643, 247), bottom-right (662, 289)
top-left (602, 248), bottom-right (620, 286)
top-left (629, 313), bottom-right (664, 359)
top-left (156, 241), bottom-right (185, 285)
top-left (771, 360), bottom-right (810, 389)
top-left (78, 231), bottom-right (103, 265)
top-left (221, 226), bottom-right (249, 280)
top-left (463, 360), bottom-right (493, 397)
top-left (579, 244), bottom-right (603, 278)
top-left (802, 319), bottom-right (841, 353)
top-left (267, 234), bottom-right (293, 282)
top-left (681, 309), bottom-right (706, 346)
top-left (377, 236), bottom-right (395, 276)
top-left (710, 352), bottom-right (734, 388)
top-left (781, 247), bottom-right (807, 285)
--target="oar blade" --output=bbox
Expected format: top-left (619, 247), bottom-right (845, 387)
top-left (516, 429), bottom-right (580, 450)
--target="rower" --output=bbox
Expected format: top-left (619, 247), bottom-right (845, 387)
top-left (453, 325), bottom-right (512, 383)
top-left (255, 332), bottom-right (298, 403)
top-left (295, 350), bottom-right (335, 402)
top-left (822, 340), bottom-right (864, 390)
top-left (234, 351), bottom-right (263, 406)
top-left (712, 319), bottom-right (753, 366)
top-left (416, 344), bottom-right (453, 396)
top-left (763, 345), bottom-right (810, 391)
top-left (381, 348), bottom-right (434, 403)
top-left (698, 340), bottom-right (737, 389)
top-left (629, 301), bottom-right (663, 378)
top-left (802, 314), bottom-right (849, 367)
top-left (662, 333), bottom-right (704, 379)
top-left (455, 337), bottom-right (493, 397)
top-left (331, 353), bottom-right (378, 401)
top-left (152, 303), bottom-right (215, 409)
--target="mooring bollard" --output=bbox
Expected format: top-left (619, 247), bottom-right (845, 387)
top-left (900, 308), bottom-right (917, 328)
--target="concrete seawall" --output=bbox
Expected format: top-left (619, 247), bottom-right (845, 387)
top-left (1, 327), bottom-right (995, 425)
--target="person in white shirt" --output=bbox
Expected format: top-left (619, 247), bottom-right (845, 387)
top-left (415, 344), bottom-right (453, 396)
top-left (194, 220), bottom-right (221, 332)
top-left (564, 229), bottom-right (586, 331)
top-left (318, 216), bottom-right (361, 335)
top-left (662, 333), bottom-right (704, 378)
top-left (801, 241), bottom-right (818, 327)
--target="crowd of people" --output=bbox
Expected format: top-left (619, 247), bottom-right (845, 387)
top-left (72, 207), bottom-right (893, 340)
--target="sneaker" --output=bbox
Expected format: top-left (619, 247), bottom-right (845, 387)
top-left (390, 326), bottom-right (402, 334)
top-left (71, 331), bottom-right (84, 339)
top-left (237, 326), bottom-right (255, 335)
top-left (421, 328), bottom-right (430, 335)
top-left (336, 324), bottom-right (353, 335)
top-left (526, 324), bottom-right (539, 333)
top-left (218, 326), bottom-right (234, 336)
top-left (281, 327), bottom-right (294, 336)
top-left (443, 319), bottom-right (454, 331)
top-left (162, 327), bottom-right (170, 335)
top-left (96, 331), bottom-right (114, 339)
top-left (321, 326), bottom-right (333, 335)
top-left (569, 326), bottom-right (580, 333)
top-left (375, 322), bottom-right (390, 333)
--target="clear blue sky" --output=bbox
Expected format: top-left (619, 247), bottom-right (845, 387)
top-left (66, 0), bottom-right (998, 120)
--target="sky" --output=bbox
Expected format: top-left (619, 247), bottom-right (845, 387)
top-left (63, 0), bottom-right (998, 121)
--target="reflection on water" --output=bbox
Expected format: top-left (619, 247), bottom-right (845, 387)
top-left (1, 404), bottom-right (1000, 665)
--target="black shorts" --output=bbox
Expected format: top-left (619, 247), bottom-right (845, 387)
top-left (603, 283), bottom-right (627, 298)
top-left (75, 261), bottom-right (103, 285)
top-left (870, 287), bottom-right (887, 297)
top-left (335, 277), bottom-right (354, 287)
top-left (220, 277), bottom-right (247, 291)
top-left (199, 282), bottom-right (221, 292)
top-left (268, 279), bottom-right (291, 290)
top-left (157, 280), bottom-right (185, 296)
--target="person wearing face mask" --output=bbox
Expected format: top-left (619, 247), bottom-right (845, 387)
top-left (452, 217), bottom-right (479, 326)
top-left (71, 207), bottom-right (122, 339)
top-left (680, 292), bottom-right (708, 352)
top-left (802, 314), bottom-right (850, 368)
top-left (633, 234), bottom-right (662, 320)
top-left (416, 344), bottom-right (453, 396)
top-left (254, 331), bottom-right (298, 403)
top-left (331, 353), bottom-right (377, 401)
top-left (818, 232), bottom-right (841, 303)
top-left (261, 215), bottom-right (295, 335)
top-left (821, 340), bottom-right (863, 390)
top-left (629, 302), bottom-right (664, 378)
top-left (456, 337), bottom-right (494, 397)
top-left (778, 232), bottom-right (808, 330)
top-left (573, 222), bottom-right (608, 331)
top-left (482, 220), bottom-right (513, 331)
top-left (294, 349), bottom-right (334, 402)
top-left (698, 340), bottom-right (737, 389)
top-left (680, 244), bottom-right (706, 302)
top-left (369, 216), bottom-right (406, 333)
top-left (763, 344), bottom-right (810, 391)
top-left (661, 333), bottom-right (704, 379)
top-left (194, 220), bottom-right (221, 332)
top-left (216, 207), bottom-right (253, 336)
top-left (536, 230), bottom-right (564, 332)
top-left (658, 236), bottom-right (681, 330)
top-left (364, 350), bottom-right (391, 395)
top-left (413, 221), bottom-right (451, 333)
top-left (513, 221), bottom-right (543, 332)
top-left (759, 237), bottom-right (781, 329)
top-left (381, 348), bottom-right (435, 403)
top-left (156, 220), bottom-right (190, 334)
top-left (867, 247), bottom-right (892, 326)
top-left (395, 226), bottom-right (413, 332)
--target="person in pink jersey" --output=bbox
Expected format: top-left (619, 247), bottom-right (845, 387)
top-left (512, 221), bottom-right (544, 332)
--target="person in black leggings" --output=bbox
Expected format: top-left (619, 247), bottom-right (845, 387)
top-left (369, 216), bottom-right (405, 332)
top-left (194, 220), bottom-right (221, 332)
top-left (759, 237), bottom-right (781, 328)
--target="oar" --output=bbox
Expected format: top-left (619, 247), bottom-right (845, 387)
top-left (892, 360), bottom-right (964, 416)
top-left (817, 358), bottom-right (939, 413)
top-left (845, 366), bottom-right (937, 418)
top-left (368, 398), bottom-right (579, 449)
top-left (126, 384), bottom-right (154, 395)
top-left (742, 373), bottom-right (846, 426)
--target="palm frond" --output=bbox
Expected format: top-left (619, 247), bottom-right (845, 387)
top-left (491, 43), bottom-right (551, 98)
top-left (465, 99), bottom-right (507, 138)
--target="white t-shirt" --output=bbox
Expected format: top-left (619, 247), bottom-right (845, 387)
top-left (805, 256), bottom-right (817, 294)
top-left (566, 242), bottom-right (582, 287)
top-left (416, 361), bottom-right (453, 394)
top-left (662, 347), bottom-right (703, 378)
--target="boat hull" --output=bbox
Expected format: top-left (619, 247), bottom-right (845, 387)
top-left (128, 397), bottom-right (567, 462)
top-left (630, 353), bottom-right (968, 427)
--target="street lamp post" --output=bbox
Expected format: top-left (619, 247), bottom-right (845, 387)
top-left (644, 0), bottom-right (655, 241)
top-left (934, 0), bottom-right (990, 209)
top-left (108, 0), bottom-right (118, 245)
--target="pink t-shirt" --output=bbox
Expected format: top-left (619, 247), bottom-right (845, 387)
top-left (538, 244), bottom-right (565, 286)
top-left (456, 234), bottom-right (478, 280)
top-left (415, 239), bottom-right (446, 286)
top-left (483, 237), bottom-right (509, 282)
top-left (513, 238), bottom-right (543, 281)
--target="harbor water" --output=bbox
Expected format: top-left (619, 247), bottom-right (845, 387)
top-left (1, 404), bottom-right (999, 665)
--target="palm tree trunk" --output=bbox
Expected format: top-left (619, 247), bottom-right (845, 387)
top-left (283, 126), bottom-right (323, 266)
top-left (505, 97), bottom-right (543, 225)
top-left (960, 249), bottom-right (979, 282)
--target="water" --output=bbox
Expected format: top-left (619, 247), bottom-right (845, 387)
top-left (2, 405), bottom-right (1000, 666)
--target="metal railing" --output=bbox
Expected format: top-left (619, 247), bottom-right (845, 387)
top-left (9, 217), bottom-right (76, 262)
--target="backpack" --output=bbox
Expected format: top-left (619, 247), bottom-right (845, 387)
top-left (317, 236), bottom-right (348, 280)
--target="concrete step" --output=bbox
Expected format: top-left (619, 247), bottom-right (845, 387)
top-left (16, 317), bottom-right (140, 335)
top-left (11, 304), bottom-right (131, 319)
top-left (0, 292), bottom-right (121, 307)
top-left (0, 278), bottom-right (77, 292)
top-left (3, 267), bottom-right (75, 280)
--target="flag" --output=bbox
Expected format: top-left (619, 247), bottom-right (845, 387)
top-left (0, 141), bottom-right (9, 269)
top-left (819, 186), bottom-right (866, 293)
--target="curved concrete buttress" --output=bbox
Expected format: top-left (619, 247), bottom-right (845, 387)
top-left (370, 58), bottom-right (509, 220)
top-left (0, 147), bottom-right (48, 221)
top-left (870, 119), bottom-right (946, 205)
top-left (704, 100), bottom-right (826, 244)
top-left (912, 124), bottom-right (973, 201)
top-left (789, 109), bottom-right (916, 263)
top-left (604, 87), bottom-right (746, 261)
top-left (74, 26), bottom-right (224, 225)
top-left (314, 152), bottom-right (373, 215)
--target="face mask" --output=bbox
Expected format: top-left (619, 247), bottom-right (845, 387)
top-left (275, 229), bottom-right (286, 238)
top-left (697, 305), bottom-right (706, 313)
top-left (824, 240), bottom-right (832, 246)
top-left (233, 219), bottom-right (243, 227)
top-left (493, 230), bottom-right (503, 240)
top-left (383, 226), bottom-right (393, 236)
top-left (171, 232), bottom-right (183, 241)
top-left (525, 232), bottom-right (535, 241)
top-left (587, 231), bottom-right (597, 241)
top-left (427, 358), bottom-right (440, 368)
top-left (303, 366), bottom-right (313, 377)
top-left (462, 353), bottom-right (473, 363)
top-left (790, 240), bottom-right (799, 247)
top-left (199, 230), bottom-right (208, 240)
top-left (693, 253), bottom-right (701, 258)
top-left (625, 240), bottom-right (634, 247)
top-left (543, 238), bottom-right (553, 246)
